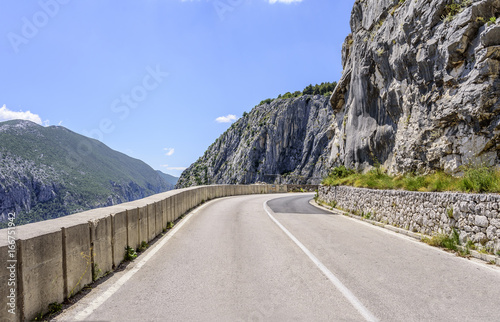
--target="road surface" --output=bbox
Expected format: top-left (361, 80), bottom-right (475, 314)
top-left (57, 193), bottom-right (500, 321)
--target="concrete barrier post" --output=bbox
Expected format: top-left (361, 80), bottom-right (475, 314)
top-left (112, 210), bottom-right (128, 268)
top-left (89, 216), bottom-right (113, 280)
top-left (138, 206), bottom-right (148, 245)
top-left (18, 228), bottom-right (64, 321)
top-left (147, 203), bottom-right (156, 242)
top-left (203, 187), bottom-right (208, 202)
top-left (154, 201), bottom-right (163, 237)
top-left (62, 223), bottom-right (92, 299)
top-left (186, 190), bottom-right (193, 212)
top-left (172, 194), bottom-right (179, 221)
top-left (181, 191), bottom-right (188, 215)
top-left (194, 188), bottom-right (201, 207)
top-left (161, 198), bottom-right (168, 230)
top-left (166, 196), bottom-right (173, 224)
top-left (126, 208), bottom-right (139, 251)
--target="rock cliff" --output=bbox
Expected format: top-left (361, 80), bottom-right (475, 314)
top-left (176, 95), bottom-right (333, 187)
top-left (330, 0), bottom-right (500, 174)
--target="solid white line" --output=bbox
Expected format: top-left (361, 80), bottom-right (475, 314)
top-left (72, 200), bottom-right (212, 321)
top-left (263, 201), bottom-right (379, 322)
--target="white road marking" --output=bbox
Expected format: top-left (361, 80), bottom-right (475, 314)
top-left (263, 200), bottom-right (379, 322)
top-left (71, 199), bottom-right (214, 321)
top-left (312, 201), bottom-right (500, 273)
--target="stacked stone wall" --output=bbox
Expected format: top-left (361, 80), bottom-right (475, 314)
top-left (319, 186), bottom-right (500, 252)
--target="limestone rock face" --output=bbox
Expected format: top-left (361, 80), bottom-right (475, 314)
top-left (330, 0), bottom-right (500, 174)
top-left (176, 95), bottom-right (333, 187)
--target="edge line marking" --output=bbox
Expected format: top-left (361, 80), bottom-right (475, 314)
top-left (263, 200), bottom-right (378, 322)
top-left (72, 199), bottom-right (215, 321)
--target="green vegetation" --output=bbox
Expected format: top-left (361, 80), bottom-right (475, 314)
top-left (167, 221), bottom-right (174, 229)
top-left (138, 241), bottom-right (149, 252)
top-left (257, 82), bottom-right (337, 106)
top-left (322, 165), bottom-right (500, 193)
top-left (447, 207), bottom-right (454, 219)
top-left (422, 229), bottom-right (460, 252)
top-left (93, 264), bottom-right (102, 281)
top-left (441, 0), bottom-right (472, 22)
top-left (458, 165), bottom-right (499, 193)
top-left (34, 302), bottom-right (63, 321)
top-left (124, 246), bottom-right (138, 261)
top-left (48, 302), bottom-right (63, 314)
top-left (488, 16), bottom-right (497, 25)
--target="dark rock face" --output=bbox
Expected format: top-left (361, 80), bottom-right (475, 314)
top-left (330, 0), bottom-right (500, 174)
top-left (177, 95), bottom-right (333, 187)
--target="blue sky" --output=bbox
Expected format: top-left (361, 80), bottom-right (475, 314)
top-left (0, 0), bottom-right (355, 177)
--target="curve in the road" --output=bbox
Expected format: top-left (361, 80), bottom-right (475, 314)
top-left (267, 194), bottom-right (331, 214)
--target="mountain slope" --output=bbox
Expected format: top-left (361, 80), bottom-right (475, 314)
top-left (330, 0), bottom-right (500, 174)
top-left (156, 170), bottom-right (178, 189)
top-left (177, 94), bottom-right (334, 187)
top-left (0, 120), bottom-right (171, 225)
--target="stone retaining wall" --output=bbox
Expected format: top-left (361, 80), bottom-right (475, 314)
top-left (319, 185), bottom-right (500, 253)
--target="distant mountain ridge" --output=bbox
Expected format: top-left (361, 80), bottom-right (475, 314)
top-left (156, 170), bottom-right (178, 187)
top-left (0, 120), bottom-right (177, 226)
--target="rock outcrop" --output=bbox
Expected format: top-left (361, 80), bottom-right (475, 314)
top-left (330, 0), bottom-right (500, 174)
top-left (176, 95), bottom-right (333, 187)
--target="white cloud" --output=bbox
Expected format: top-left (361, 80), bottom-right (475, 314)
top-left (160, 164), bottom-right (187, 171)
top-left (164, 148), bottom-right (175, 156)
top-left (269, 0), bottom-right (303, 3)
top-left (0, 105), bottom-right (45, 125)
top-left (215, 114), bottom-right (237, 123)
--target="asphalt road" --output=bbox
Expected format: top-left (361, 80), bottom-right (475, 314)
top-left (57, 193), bottom-right (500, 322)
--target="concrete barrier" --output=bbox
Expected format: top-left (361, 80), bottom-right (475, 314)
top-left (147, 203), bottom-right (156, 242)
top-left (126, 208), bottom-right (140, 251)
top-left (112, 210), bottom-right (128, 268)
top-left (166, 196), bottom-right (173, 224)
top-left (89, 215), bottom-right (113, 280)
top-left (18, 224), bottom-right (64, 321)
top-left (0, 184), bottom-right (290, 321)
top-left (138, 205), bottom-right (148, 245)
top-left (62, 222), bottom-right (92, 299)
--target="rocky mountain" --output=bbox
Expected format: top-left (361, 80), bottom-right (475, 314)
top-left (0, 120), bottom-right (176, 225)
top-left (177, 94), bottom-right (334, 187)
top-left (180, 0), bottom-right (500, 187)
top-left (329, 0), bottom-right (500, 174)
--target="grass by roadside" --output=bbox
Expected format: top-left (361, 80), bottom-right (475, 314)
top-left (322, 165), bottom-right (500, 193)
